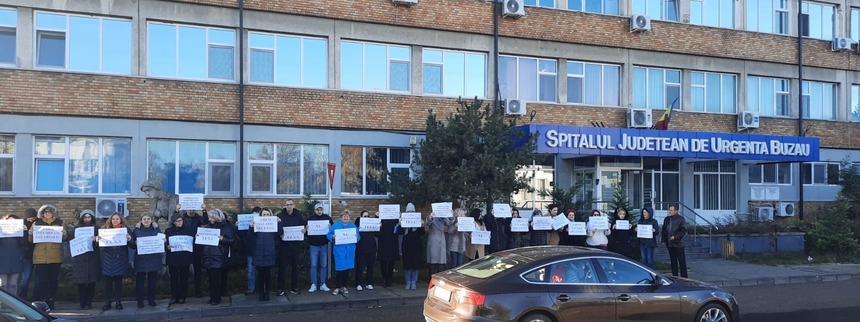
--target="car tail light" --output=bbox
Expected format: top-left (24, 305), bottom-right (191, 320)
top-left (455, 289), bottom-right (485, 306)
top-left (428, 278), bottom-right (436, 289)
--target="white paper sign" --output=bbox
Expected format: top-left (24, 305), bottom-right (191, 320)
top-left (254, 216), bottom-right (278, 233)
top-left (470, 230), bottom-right (490, 245)
top-left (70, 237), bottom-right (94, 257)
top-left (378, 204), bottom-right (401, 220)
top-left (637, 224), bottom-right (654, 239)
top-left (551, 215), bottom-right (571, 230)
top-left (169, 236), bottom-right (193, 252)
top-left (532, 216), bottom-right (552, 230)
top-left (282, 226), bottom-right (304, 241)
top-left (179, 194), bottom-right (205, 211)
top-left (0, 219), bottom-right (24, 238)
top-left (492, 204), bottom-right (513, 218)
top-left (589, 216), bottom-right (609, 230)
top-left (511, 218), bottom-right (529, 232)
top-left (195, 227), bottom-right (220, 246)
top-left (457, 217), bottom-right (476, 232)
top-left (401, 212), bottom-right (422, 228)
top-left (431, 202), bottom-right (453, 218)
top-left (568, 222), bottom-right (587, 235)
top-left (137, 235), bottom-right (165, 255)
top-left (237, 214), bottom-right (256, 231)
top-left (359, 218), bottom-right (381, 232)
top-left (615, 220), bottom-right (630, 230)
top-left (98, 228), bottom-right (127, 247)
top-left (33, 226), bottom-right (63, 243)
top-left (74, 226), bottom-right (95, 240)
top-left (307, 220), bottom-right (330, 236)
top-left (334, 228), bottom-right (357, 245)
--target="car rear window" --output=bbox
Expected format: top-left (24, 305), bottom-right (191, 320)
top-left (454, 254), bottom-right (525, 278)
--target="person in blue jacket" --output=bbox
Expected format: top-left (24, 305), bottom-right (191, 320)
top-left (327, 210), bottom-right (359, 296)
top-left (130, 213), bottom-right (163, 308)
top-left (245, 208), bottom-right (280, 301)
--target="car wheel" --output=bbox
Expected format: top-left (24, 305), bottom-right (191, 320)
top-left (696, 303), bottom-right (730, 322)
top-left (520, 313), bottom-right (553, 322)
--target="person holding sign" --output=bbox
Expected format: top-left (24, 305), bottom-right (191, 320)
top-left (558, 209), bottom-right (580, 246)
top-left (276, 200), bottom-right (306, 296)
top-left (425, 211), bottom-right (452, 275)
top-left (98, 212), bottom-right (132, 311)
top-left (165, 213), bottom-right (194, 305)
top-left (636, 206), bottom-right (660, 268)
top-left (546, 204), bottom-right (561, 246)
top-left (0, 214), bottom-right (25, 297)
top-left (328, 211), bottom-right (359, 295)
top-left (306, 203), bottom-right (333, 293)
top-left (179, 204), bottom-right (207, 298)
top-left (586, 210), bottom-right (611, 250)
top-left (236, 207), bottom-right (261, 296)
top-left (353, 210), bottom-right (378, 291)
top-left (529, 209), bottom-right (549, 246)
top-left (27, 204), bottom-right (66, 310)
top-left (245, 208), bottom-right (280, 301)
top-left (609, 208), bottom-right (634, 258)
top-left (505, 208), bottom-right (531, 249)
top-left (662, 205), bottom-right (688, 278)
top-left (446, 209), bottom-right (468, 269)
top-left (398, 206), bottom-right (425, 290)
top-left (130, 214), bottom-right (163, 308)
top-left (377, 207), bottom-right (402, 288)
top-left (71, 211), bottom-right (100, 310)
top-left (464, 209), bottom-right (487, 261)
top-left (200, 209), bottom-right (235, 306)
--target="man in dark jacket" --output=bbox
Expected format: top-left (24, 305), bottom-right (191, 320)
top-left (306, 204), bottom-right (333, 293)
top-left (661, 205), bottom-right (688, 278)
top-left (181, 205), bottom-right (206, 297)
top-left (276, 199), bottom-right (306, 296)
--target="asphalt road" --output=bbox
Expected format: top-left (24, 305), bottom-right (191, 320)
top-left (180, 280), bottom-right (860, 322)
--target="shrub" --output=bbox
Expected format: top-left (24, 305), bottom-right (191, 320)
top-left (798, 200), bottom-right (860, 257)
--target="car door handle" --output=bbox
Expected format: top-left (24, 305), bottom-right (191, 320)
top-left (617, 294), bottom-right (631, 301)
top-left (556, 295), bottom-right (570, 302)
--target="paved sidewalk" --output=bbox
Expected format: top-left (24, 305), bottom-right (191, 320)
top-left (48, 259), bottom-right (860, 321)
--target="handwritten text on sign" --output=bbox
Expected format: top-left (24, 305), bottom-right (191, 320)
top-left (307, 220), bottom-right (330, 236)
top-left (237, 214), bottom-right (257, 231)
top-left (378, 204), bottom-right (401, 220)
top-left (532, 217), bottom-right (552, 230)
top-left (169, 236), bottom-right (193, 252)
top-left (75, 226), bottom-right (95, 239)
top-left (470, 230), bottom-right (490, 245)
top-left (359, 217), bottom-right (381, 232)
top-left (179, 194), bottom-right (204, 210)
top-left (637, 224), bottom-right (654, 239)
top-left (195, 228), bottom-right (220, 246)
top-left (492, 204), bottom-right (512, 218)
top-left (334, 228), bottom-right (357, 245)
top-left (568, 222), bottom-right (587, 235)
top-left (510, 218), bottom-right (529, 232)
top-left (137, 235), bottom-right (165, 255)
top-left (282, 226), bottom-right (304, 241)
top-left (0, 219), bottom-right (24, 238)
top-left (98, 228), bottom-right (127, 247)
top-left (34, 226), bottom-right (63, 243)
top-left (70, 237), bottom-right (93, 257)
top-left (588, 216), bottom-right (609, 230)
top-left (400, 213), bottom-right (422, 228)
top-left (431, 203), bottom-right (453, 218)
top-left (254, 216), bottom-right (278, 233)
top-left (457, 217), bottom-right (475, 232)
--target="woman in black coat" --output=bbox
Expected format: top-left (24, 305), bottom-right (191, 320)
top-left (0, 214), bottom-right (25, 297)
top-left (354, 211), bottom-right (378, 290)
top-left (377, 217), bottom-right (400, 288)
top-left (130, 214), bottom-right (162, 308)
top-left (245, 208), bottom-right (279, 301)
top-left (399, 221), bottom-right (424, 290)
top-left (71, 211), bottom-right (100, 310)
top-left (165, 213), bottom-right (194, 305)
top-left (609, 208), bottom-right (634, 259)
top-left (200, 209), bottom-right (235, 306)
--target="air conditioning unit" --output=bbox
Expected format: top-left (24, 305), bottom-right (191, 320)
top-left (738, 111), bottom-right (760, 129)
top-left (630, 14), bottom-right (652, 32)
top-left (392, 0), bottom-right (417, 6)
top-left (95, 198), bottom-right (128, 218)
top-left (504, 99), bottom-right (526, 116)
top-left (503, 0), bottom-right (525, 18)
top-left (627, 108), bottom-right (652, 128)
top-left (777, 202), bottom-right (796, 217)
top-left (755, 206), bottom-right (774, 222)
top-left (832, 37), bottom-right (852, 51)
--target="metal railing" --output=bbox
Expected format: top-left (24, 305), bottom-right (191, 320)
top-left (652, 201), bottom-right (717, 254)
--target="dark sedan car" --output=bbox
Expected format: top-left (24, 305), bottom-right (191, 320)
top-left (424, 246), bottom-right (739, 322)
top-left (0, 289), bottom-right (74, 322)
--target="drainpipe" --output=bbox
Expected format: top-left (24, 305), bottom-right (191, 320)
top-left (493, 0), bottom-right (500, 111)
top-left (797, 1), bottom-right (804, 220)
top-left (238, 0), bottom-right (246, 211)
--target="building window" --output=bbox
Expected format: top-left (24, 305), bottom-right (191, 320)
top-left (749, 163), bottom-right (792, 185)
top-left (632, 67), bottom-right (681, 109)
top-left (499, 55), bottom-right (557, 102)
top-left (691, 71), bottom-right (736, 113)
top-left (34, 12), bottom-right (132, 73)
top-left (690, 0), bottom-right (734, 28)
top-left (0, 135), bottom-right (13, 192)
top-left (802, 162), bottom-right (840, 185)
top-left (0, 8), bottom-right (15, 65)
top-left (852, 8), bottom-right (860, 42)
top-left (632, 0), bottom-right (679, 22)
top-left (341, 146), bottom-right (411, 196)
top-left (851, 85), bottom-right (860, 122)
top-left (747, 76), bottom-right (789, 116)
top-left (567, 0), bottom-right (620, 15)
top-left (525, 0), bottom-right (556, 8)
top-left (801, 81), bottom-right (836, 120)
top-left (693, 161), bottom-right (735, 211)
top-left (34, 136), bottom-right (131, 194)
top-left (801, 2), bottom-right (835, 40)
top-left (147, 22), bottom-right (236, 81)
top-left (567, 61), bottom-right (619, 106)
top-left (147, 140), bottom-right (235, 194)
top-left (746, 0), bottom-right (789, 34)
top-left (341, 41), bottom-right (410, 92)
top-left (422, 48), bottom-right (486, 98)
top-left (248, 32), bottom-right (327, 88)
top-left (644, 159), bottom-right (680, 211)
top-left (248, 143), bottom-right (328, 195)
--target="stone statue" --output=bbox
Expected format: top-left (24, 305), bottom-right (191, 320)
top-left (140, 178), bottom-right (178, 224)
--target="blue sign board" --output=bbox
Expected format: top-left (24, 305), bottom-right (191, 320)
top-left (518, 124), bottom-right (820, 162)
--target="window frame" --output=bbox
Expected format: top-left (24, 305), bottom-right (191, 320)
top-left (800, 2), bottom-right (835, 41)
top-left (801, 80), bottom-right (837, 120)
top-left (146, 139), bottom-right (236, 195)
top-left (499, 55), bottom-right (558, 103)
top-left (146, 21), bottom-right (237, 82)
top-left (525, 0), bottom-right (557, 9)
top-left (802, 162), bottom-right (840, 186)
top-left (340, 40), bottom-right (411, 93)
top-left (632, 66), bottom-right (682, 110)
top-left (690, 71), bottom-right (736, 114)
top-left (341, 146), bottom-right (412, 196)
top-left (746, 0), bottom-right (789, 35)
top-left (246, 142), bottom-right (329, 196)
top-left (33, 135), bottom-right (132, 195)
top-left (421, 48), bottom-right (487, 98)
top-left (632, 0), bottom-right (680, 22)
top-left (0, 134), bottom-right (14, 193)
top-left (565, 0), bottom-right (621, 15)
top-left (33, 11), bottom-right (132, 74)
top-left (690, 0), bottom-right (735, 28)
top-left (566, 60), bottom-right (620, 106)
top-left (748, 163), bottom-right (792, 185)
top-left (851, 8), bottom-right (860, 42)
top-left (247, 31), bottom-right (328, 88)
top-left (0, 7), bottom-right (16, 66)
top-left (693, 160), bottom-right (736, 211)
top-left (747, 76), bottom-right (790, 117)
top-left (851, 84), bottom-right (860, 122)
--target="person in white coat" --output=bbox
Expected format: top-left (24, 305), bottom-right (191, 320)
top-left (586, 210), bottom-right (611, 250)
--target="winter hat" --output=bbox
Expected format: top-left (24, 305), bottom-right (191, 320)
top-left (24, 208), bottom-right (38, 218)
top-left (80, 209), bottom-right (95, 217)
top-left (37, 204), bottom-right (58, 218)
top-left (405, 203), bottom-right (416, 212)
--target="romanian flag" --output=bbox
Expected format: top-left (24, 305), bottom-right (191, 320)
top-left (653, 97), bottom-right (679, 130)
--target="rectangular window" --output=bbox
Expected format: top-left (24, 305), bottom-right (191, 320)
top-left (499, 55), bottom-right (557, 102)
top-left (34, 12), bottom-right (131, 73)
top-left (147, 140), bottom-right (235, 194)
top-left (747, 76), bottom-right (789, 116)
top-left (567, 61), bottom-right (620, 106)
top-left (852, 8), bottom-right (860, 42)
top-left (644, 159), bottom-right (680, 211)
top-left (248, 32), bottom-right (327, 88)
top-left (632, 66), bottom-right (681, 109)
top-left (341, 146), bottom-right (411, 196)
top-left (632, 0), bottom-right (680, 22)
top-left (801, 81), bottom-right (837, 120)
top-left (0, 8), bottom-right (16, 65)
top-left (690, 0), bottom-right (734, 28)
top-left (746, 0), bottom-right (789, 34)
top-left (422, 48), bottom-right (487, 98)
top-left (525, 0), bottom-right (556, 8)
top-left (248, 143), bottom-right (328, 195)
top-left (341, 41), bottom-right (410, 92)
top-left (802, 162), bottom-right (840, 185)
top-left (0, 134), bottom-right (13, 192)
top-left (566, 0), bottom-right (620, 14)
top-left (748, 163), bottom-right (792, 184)
top-left (801, 2), bottom-right (835, 40)
top-left (691, 71), bottom-right (736, 113)
top-left (852, 85), bottom-right (860, 122)
top-left (692, 161), bottom-right (735, 211)
top-left (147, 22), bottom-right (236, 80)
top-left (33, 136), bottom-right (131, 194)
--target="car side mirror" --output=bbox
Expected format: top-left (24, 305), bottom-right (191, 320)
top-left (31, 301), bottom-right (50, 313)
top-left (652, 275), bottom-right (667, 286)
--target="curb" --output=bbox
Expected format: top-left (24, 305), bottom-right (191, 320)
top-left (704, 273), bottom-right (860, 288)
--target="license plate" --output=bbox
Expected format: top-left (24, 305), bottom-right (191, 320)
top-left (433, 286), bottom-right (452, 302)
